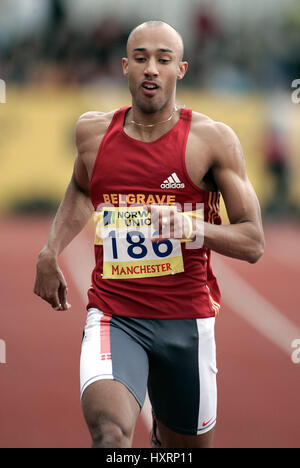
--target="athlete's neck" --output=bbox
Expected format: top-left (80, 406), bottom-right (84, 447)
top-left (125, 105), bottom-right (180, 142)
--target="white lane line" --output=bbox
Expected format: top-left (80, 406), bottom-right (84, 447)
top-left (212, 255), bottom-right (300, 358)
top-left (62, 232), bottom-right (152, 431)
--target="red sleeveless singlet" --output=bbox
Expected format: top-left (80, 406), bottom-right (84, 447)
top-left (87, 106), bottom-right (221, 319)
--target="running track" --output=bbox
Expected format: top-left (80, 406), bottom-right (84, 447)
top-left (0, 215), bottom-right (299, 448)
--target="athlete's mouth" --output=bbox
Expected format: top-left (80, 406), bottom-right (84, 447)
top-left (142, 81), bottom-right (159, 90)
top-left (141, 81), bottom-right (159, 96)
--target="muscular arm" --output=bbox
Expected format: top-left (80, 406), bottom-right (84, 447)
top-left (149, 120), bottom-right (264, 264)
top-left (203, 122), bottom-right (265, 263)
top-left (42, 160), bottom-right (93, 259)
top-left (34, 114), bottom-right (101, 310)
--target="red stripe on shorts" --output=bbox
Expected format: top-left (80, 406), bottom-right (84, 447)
top-left (100, 314), bottom-right (112, 361)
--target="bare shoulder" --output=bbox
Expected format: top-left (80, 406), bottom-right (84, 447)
top-left (75, 110), bottom-right (116, 152)
top-left (190, 110), bottom-right (245, 168)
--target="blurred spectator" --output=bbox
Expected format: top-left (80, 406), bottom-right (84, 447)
top-left (191, 4), bottom-right (223, 86)
top-left (0, 0), bottom-right (300, 90)
top-left (261, 89), bottom-right (297, 218)
top-left (0, 0), bottom-right (128, 86)
top-left (262, 125), bottom-right (290, 216)
top-left (193, 4), bottom-right (221, 46)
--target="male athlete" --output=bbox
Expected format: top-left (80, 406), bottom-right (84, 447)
top-left (34, 21), bottom-right (265, 448)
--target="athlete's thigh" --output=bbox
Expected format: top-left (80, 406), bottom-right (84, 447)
top-left (80, 308), bottom-right (149, 435)
top-left (148, 317), bottom-right (217, 444)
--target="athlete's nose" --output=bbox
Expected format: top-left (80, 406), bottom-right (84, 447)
top-left (144, 57), bottom-right (159, 77)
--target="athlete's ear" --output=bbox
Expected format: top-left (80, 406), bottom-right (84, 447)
top-left (177, 61), bottom-right (188, 80)
top-left (122, 57), bottom-right (129, 77)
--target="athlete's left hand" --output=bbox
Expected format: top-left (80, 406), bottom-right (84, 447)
top-left (146, 204), bottom-right (195, 242)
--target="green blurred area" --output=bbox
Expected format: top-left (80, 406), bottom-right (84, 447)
top-left (0, 86), bottom-right (299, 219)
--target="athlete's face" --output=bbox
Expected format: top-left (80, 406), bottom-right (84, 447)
top-left (122, 25), bottom-right (188, 114)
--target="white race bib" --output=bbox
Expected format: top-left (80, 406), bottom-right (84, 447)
top-left (94, 206), bottom-right (184, 280)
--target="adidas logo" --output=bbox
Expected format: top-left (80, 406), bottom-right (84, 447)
top-left (160, 172), bottom-right (185, 189)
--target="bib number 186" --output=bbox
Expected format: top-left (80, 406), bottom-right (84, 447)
top-left (108, 230), bottom-right (173, 259)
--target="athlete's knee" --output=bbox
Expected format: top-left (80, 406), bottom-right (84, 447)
top-left (89, 414), bottom-right (133, 448)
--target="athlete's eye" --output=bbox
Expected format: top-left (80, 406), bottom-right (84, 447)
top-left (159, 59), bottom-right (170, 64)
top-left (135, 57), bottom-right (146, 62)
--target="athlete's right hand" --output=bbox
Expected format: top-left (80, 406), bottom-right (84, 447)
top-left (34, 248), bottom-right (71, 311)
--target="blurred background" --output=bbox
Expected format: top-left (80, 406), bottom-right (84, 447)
top-left (0, 0), bottom-right (299, 448)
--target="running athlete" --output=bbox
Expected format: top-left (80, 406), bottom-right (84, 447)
top-left (34, 21), bottom-right (265, 448)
